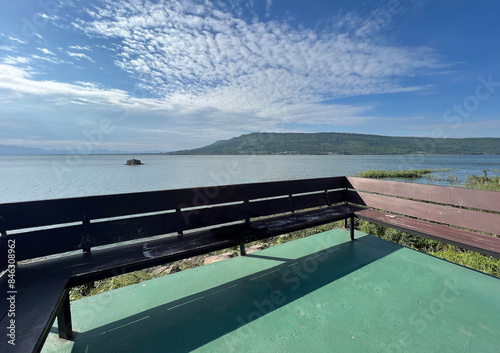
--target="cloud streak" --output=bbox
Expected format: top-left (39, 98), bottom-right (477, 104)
top-left (71, 0), bottom-right (444, 120)
top-left (67, 51), bottom-right (95, 62)
top-left (38, 48), bottom-right (56, 55)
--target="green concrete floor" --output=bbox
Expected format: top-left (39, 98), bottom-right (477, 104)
top-left (42, 230), bottom-right (500, 353)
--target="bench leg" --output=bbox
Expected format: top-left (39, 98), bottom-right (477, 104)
top-left (57, 291), bottom-right (73, 340)
top-left (240, 242), bottom-right (246, 256)
top-left (349, 216), bottom-right (355, 241)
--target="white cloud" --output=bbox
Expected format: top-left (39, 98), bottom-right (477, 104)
top-left (0, 64), bottom-right (126, 102)
top-left (67, 51), bottom-right (95, 62)
top-left (2, 56), bottom-right (30, 65)
top-left (265, 0), bottom-right (273, 17)
top-left (0, 64), bottom-right (31, 79)
top-left (31, 54), bottom-right (59, 64)
top-left (40, 13), bottom-right (60, 21)
top-left (71, 0), bottom-right (444, 122)
top-left (68, 45), bottom-right (92, 51)
top-left (38, 48), bottom-right (56, 55)
top-left (8, 36), bottom-right (25, 44)
top-left (0, 45), bottom-right (15, 52)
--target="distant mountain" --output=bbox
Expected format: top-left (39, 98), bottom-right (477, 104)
top-left (0, 145), bottom-right (54, 155)
top-left (167, 132), bottom-right (500, 155)
top-left (0, 145), bottom-right (162, 155)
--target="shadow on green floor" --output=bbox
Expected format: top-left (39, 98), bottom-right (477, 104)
top-left (52, 234), bottom-right (399, 353)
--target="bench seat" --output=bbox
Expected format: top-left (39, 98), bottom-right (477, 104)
top-left (0, 202), bottom-right (359, 353)
top-left (355, 206), bottom-right (500, 259)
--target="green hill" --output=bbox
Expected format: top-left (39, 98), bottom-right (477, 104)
top-left (167, 132), bottom-right (500, 155)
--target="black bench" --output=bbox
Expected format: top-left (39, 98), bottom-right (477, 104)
top-left (2, 176), bottom-right (500, 352)
top-left (0, 176), bottom-right (359, 353)
top-left (346, 177), bottom-right (500, 258)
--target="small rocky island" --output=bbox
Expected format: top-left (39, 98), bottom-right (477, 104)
top-left (126, 157), bottom-right (144, 165)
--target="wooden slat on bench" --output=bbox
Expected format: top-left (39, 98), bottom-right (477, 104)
top-left (252, 204), bottom-right (363, 236)
top-left (5, 189), bottom-right (348, 262)
top-left (0, 177), bottom-right (346, 234)
top-left (0, 268), bottom-right (69, 352)
top-left (355, 208), bottom-right (500, 258)
top-left (0, 198), bottom-right (84, 231)
top-left (84, 176), bottom-right (347, 220)
top-left (7, 225), bottom-right (83, 262)
top-left (347, 177), bottom-right (500, 213)
top-left (348, 190), bottom-right (499, 235)
top-left (87, 189), bottom-right (346, 249)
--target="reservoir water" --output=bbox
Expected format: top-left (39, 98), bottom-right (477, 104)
top-left (0, 154), bottom-right (499, 203)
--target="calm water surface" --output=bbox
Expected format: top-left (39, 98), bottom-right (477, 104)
top-left (0, 154), bottom-right (499, 203)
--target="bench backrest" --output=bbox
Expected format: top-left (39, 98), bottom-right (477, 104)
top-left (3, 176), bottom-right (497, 270)
top-left (346, 177), bottom-right (500, 236)
top-left (0, 177), bottom-right (347, 268)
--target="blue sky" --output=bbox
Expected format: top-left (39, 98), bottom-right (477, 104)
top-left (0, 0), bottom-right (499, 152)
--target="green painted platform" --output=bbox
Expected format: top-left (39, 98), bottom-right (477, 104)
top-left (42, 230), bottom-right (500, 353)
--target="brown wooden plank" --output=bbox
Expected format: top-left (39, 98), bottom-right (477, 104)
top-left (327, 190), bottom-right (347, 205)
top-left (347, 177), bottom-right (500, 213)
top-left (0, 269), bottom-right (69, 353)
top-left (349, 190), bottom-right (500, 235)
top-left (4, 187), bottom-right (343, 260)
top-left (253, 204), bottom-right (357, 235)
top-left (88, 203), bottom-right (248, 250)
top-left (291, 192), bottom-right (329, 210)
top-left (84, 176), bottom-right (346, 220)
top-left (245, 197), bottom-right (292, 218)
top-left (87, 213), bottom-right (179, 248)
top-left (87, 197), bottom-right (288, 250)
top-left (0, 177), bottom-right (346, 231)
top-left (180, 189), bottom-right (344, 231)
top-left (355, 208), bottom-right (500, 258)
top-left (7, 225), bottom-right (83, 261)
top-left (0, 198), bottom-right (84, 231)
top-left (16, 227), bottom-right (245, 290)
top-left (243, 190), bottom-right (345, 219)
top-left (0, 241), bottom-right (6, 269)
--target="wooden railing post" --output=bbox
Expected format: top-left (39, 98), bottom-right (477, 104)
top-left (176, 207), bottom-right (184, 238)
top-left (82, 201), bottom-right (91, 253)
top-left (350, 216), bottom-right (355, 241)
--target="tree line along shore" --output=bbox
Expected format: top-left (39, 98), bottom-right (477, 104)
top-left (168, 132), bottom-right (500, 155)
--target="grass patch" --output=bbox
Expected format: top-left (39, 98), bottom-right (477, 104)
top-left (429, 247), bottom-right (500, 278)
top-left (358, 218), bottom-right (500, 278)
top-left (357, 169), bottom-right (435, 178)
top-left (465, 173), bottom-right (500, 191)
